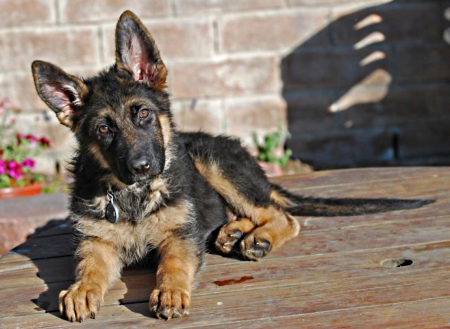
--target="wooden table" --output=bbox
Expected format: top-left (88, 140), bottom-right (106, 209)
top-left (1, 167), bottom-right (450, 328)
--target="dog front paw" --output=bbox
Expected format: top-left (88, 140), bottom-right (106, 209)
top-left (149, 286), bottom-right (190, 320)
top-left (58, 282), bottom-right (103, 323)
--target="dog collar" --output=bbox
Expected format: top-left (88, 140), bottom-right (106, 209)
top-left (105, 188), bottom-right (120, 223)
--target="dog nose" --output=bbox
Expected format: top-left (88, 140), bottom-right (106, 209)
top-left (129, 157), bottom-right (151, 175)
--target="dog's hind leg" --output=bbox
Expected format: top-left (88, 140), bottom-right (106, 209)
top-left (184, 132), bottom-right (300, 260)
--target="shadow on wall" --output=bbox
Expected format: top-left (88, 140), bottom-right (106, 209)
top-left (282, 0), bottom-right (450, 169)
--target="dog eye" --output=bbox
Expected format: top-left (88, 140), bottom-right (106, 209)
top-left (138, 108), bottom-right (150, 119)
top-left (98, 125), bottom-right (109, 134)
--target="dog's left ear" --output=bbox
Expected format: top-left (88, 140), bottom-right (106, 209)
top-left (31, 60), bottom-right (87, 129)
top-left (115, 10), bottom-right (168, 91)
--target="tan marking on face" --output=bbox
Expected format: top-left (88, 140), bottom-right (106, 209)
top-left (121, 122), bottom-right (139, 150)
top-left (158, 113), bottom-right (174, 172)
top-left (88, 143), bottom-right (110, 169)
top-left (100, 174), bottom-right (128, 190)
top-left (97, 107), bottom-right (115, 118)
top-left (158, 114), bottom-right (172, 148)
top-left (57, 110), bottom-right (73, 128)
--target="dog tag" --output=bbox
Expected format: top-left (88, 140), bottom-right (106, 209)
top-left (105, 192), bottom-right (119, 223)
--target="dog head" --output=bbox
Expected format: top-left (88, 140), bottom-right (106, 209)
top-left (32, 11), bottom-right (173, 187)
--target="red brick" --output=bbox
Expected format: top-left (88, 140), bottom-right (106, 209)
top-left (102, 19), bottom-right (212, 63)
top-left (220, 9), bottom-right (329, 53)
top-left (59, 0), bottom-right (170, 23)
top-left (282, 45), bottom-right (392, 90)
top-left (0, 73), bottom-right (43, 111)
top-left (332, 3), bottom-right (442, 46)
top-left (398, 120), bottom-right (450, 158)
top-left (14, 112), bottom-right (76, 157)
top-left (173, 99), bottom-right (223, 135)
top-left (224, 95), bottom-right (286, 144)
top-left (0, 68), bottom-right (99, 111)
top-left (171, 57), bottom-right (279, 98)
top-left (0, 0), bottom-right (55, 27)
top-left (397, 43), bottom-right (450, 84)
top-left (0, 27), bottom-right (99, 72)
top-left (174, 0), bottom-right (285, 14)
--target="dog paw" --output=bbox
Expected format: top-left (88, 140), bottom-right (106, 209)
top-left (58, 282), bottom-right (103, 323)
top-left (240, 232), bottom-right (272, 261)
top-left (215, 218), bottom-right (255, 255)
top-left (149, 287), bottom-right (190, 320)
top-left (215, 227), bottom-right (244, 254)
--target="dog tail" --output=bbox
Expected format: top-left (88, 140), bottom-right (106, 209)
top-left (269, 184), bottom-right (434, 217)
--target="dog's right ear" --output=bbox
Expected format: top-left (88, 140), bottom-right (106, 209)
top-left (31, 60), bottom-right (87, 129)
top-left (115, 10), bottom-right (168, 91)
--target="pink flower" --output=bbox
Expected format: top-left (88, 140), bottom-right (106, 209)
top-left (25, 134), bottom-right (39, 143)
top-left (0, 159), bottom-right (6, 175)
top-left (39, 137), bottom-right (50, 147)
top-left (16, 133), bottom-right (25, 144)
top-left (7, 160), bottom-right (22, 180)
top-left (22, 158), bottom-right (35, 168)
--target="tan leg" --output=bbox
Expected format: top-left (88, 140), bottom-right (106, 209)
top-left (239, 206), bottom-right (300, 261)
top-left (215, 207), bottom-right (300, 261)
top-left (59, 240), bottom-right (122, 322)
top-left (215, 218), bottom-right (255, 254)
top-left (149, 237), bottom-right (200, 320)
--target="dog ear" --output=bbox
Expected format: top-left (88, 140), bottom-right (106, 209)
top-left (115, 10), bottom-right (168, 91)
top-left (32, 60), bottom-right (87, 128)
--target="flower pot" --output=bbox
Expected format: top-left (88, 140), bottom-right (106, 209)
top-left (0, 182), bottom-right (43, 199)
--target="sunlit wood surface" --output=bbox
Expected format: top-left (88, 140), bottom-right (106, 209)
top-left (1, 167), bottom-right (450, 328)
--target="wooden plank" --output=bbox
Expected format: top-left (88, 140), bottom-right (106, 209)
top-left (1, 168), bottom-right (450, 328)
top-left (272, 167), bottom-right (450, 190)
top-left (33, 222), bottom-right (72, 237)
top-left (2, 167), bottom-right (445, 264)
top-left (186, 298), bottom-right (450, 329)
top-left (2, 207), bottom-right (450, 288)
top-left (3, 209), bottom-right (450, 288)
top-left (2, 240), bottom-right (450, 316)
top-left (2, 266), bottom-right (450, 328)
top-left (2, 198), bottom-right (446, 264)
top-left (298, 200), bottom-right (450, 232)
top-left (283, 174), bottom-right (450, 199)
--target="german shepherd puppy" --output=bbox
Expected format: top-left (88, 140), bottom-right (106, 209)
top-left (31, 10), bottom-right (431, 323)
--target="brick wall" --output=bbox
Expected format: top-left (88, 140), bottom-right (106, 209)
top-left (0, 0), bottom-right (449, 173)
top-left (283, 0), bottom-right (450, 169)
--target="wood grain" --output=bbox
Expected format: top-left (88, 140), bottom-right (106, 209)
top-left (0, 167), bottom-right (449, 328)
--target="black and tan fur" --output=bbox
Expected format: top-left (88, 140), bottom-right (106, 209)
top-left (31, 10), bottom-right (432, 323)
